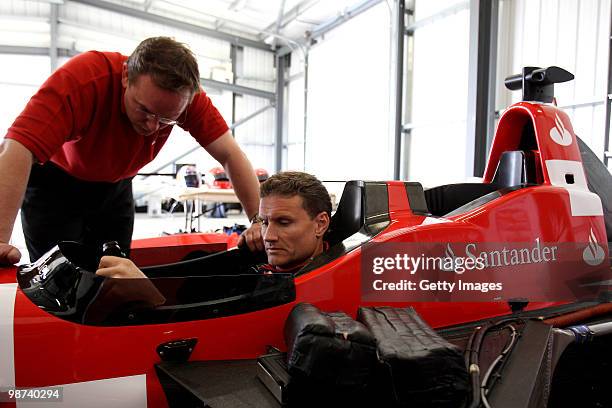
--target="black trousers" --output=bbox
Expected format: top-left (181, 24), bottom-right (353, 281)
top-left (21, 162), bottom-right (134, 262)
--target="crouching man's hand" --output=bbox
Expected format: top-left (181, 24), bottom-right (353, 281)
top-left (0, 242), bottom-right (21, 265)
top-left (238, 221), bottom-right (264, 252)
top-left (96, 256), bottom-right (147, 279)
top-left (94, 256), bottom-right (165, 310)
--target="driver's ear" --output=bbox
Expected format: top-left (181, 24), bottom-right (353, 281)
top-left (314, 212), bottom-right (330, 237)
top-left (121, 63), bottom-right (129, 88)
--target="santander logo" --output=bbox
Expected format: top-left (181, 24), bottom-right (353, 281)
top-left (583, 228), bottom-right (606, 266)
top-left (441, 243), bottom-right (461, 273)
top-left (549, 114), bottom-right (573, 146)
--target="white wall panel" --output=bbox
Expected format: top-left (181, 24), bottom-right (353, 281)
top-left (286, 57), bottom-right (305, 171)
top-left (408, 4), bottom-right (470, 186)
top-left (234, 46), bottom-right (275, 173)
top-left (415, 0), bottom-right (468, 20)
top-left (0, 54), bottom-right (50, 141)
top-left (568, 104), bottom-right (606, 155)
top-left (574, 0), bottom-right (599, 100)
top-left (0, 13), bottom-right (50, 48)
top-left (594, 0), bottom-right (610, 97)
top-left (0, 0), bottom-right (49, 17)
top-left (554, 0), bottom-right (580, 103)
top-left (301, 2), bottom-right (391, 180)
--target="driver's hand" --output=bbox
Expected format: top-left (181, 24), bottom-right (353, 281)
top-left (96, 256), bottom-right (146, 279)
top-left (0, 242), bottom-right (21, 265)
top-left (238, 221), bottom-right (264, 252)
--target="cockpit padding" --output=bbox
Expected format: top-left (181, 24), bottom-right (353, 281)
top-left (404, 182), bottom-right (429, 215)
top-left (325, 181), bottom-right (365, 246)
top-left (492, 150), bottom-right (537, 188)
top-left (425, 183), bottom-right (500, 216)
top-left (141, 245), bottom-right (267, 278)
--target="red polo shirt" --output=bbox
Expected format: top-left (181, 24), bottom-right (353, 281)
top-left (6, 51), bottom-right (229, 182)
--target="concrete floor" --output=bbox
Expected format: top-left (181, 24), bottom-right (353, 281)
top-left (10, 209), bottom-right (248, 265)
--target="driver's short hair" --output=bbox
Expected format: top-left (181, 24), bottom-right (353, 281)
top-left (260, 171), bottom-right (331, 219)
top-left (127, 37), bottom-right (200, 95)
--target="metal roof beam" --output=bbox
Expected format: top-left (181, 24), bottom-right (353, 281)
top-left (405, 1), bottom-right (468, 33)
top-left (162, 0), bottom-right (265, 37)
top-left (309, 0), bottom-right (382, 39)
top-left (201, 78), bottom-right (275, 100)
top-left (269, 0), bottom-right (287, 48)
top-left (143, 0), bottom-right (154, 12)
top-left (0, 45), bottom-right (78, 57)
top-left (0, 45), bottom-right (273, 100)
top-left (68, 0), bottom-right (272, 52)
top-left (277, 0), bottom-right (383, 56)
top-left (214, 0), bottom-right (242, 31)
top-left (259, 0), bottom-right (319, 39)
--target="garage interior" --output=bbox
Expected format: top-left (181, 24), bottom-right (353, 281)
top-left (1, 1), bottom-right (612, 407)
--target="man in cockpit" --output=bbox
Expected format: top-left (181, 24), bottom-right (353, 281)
top-left (96, 171), bottom-right (332, 278)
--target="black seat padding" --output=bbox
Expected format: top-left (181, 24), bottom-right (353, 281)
top-left (425, 183), bottom-right (500, 216)
top-left (492, 150), bottom-right (537, 187)
top-left (358, 307), bottom-right (469, 407)
top-left (325, 181), bottom-right (365, 246)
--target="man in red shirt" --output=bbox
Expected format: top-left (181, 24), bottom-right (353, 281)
top-left (0, 37), bottom-right (263, 264)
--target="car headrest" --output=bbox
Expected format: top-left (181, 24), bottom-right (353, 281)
top-left (492, 150), bottom-right (537, 188)
top-left (326, 181), bottom-right (364, 246)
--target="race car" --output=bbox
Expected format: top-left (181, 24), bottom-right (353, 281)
top-left (0, 66), bottom-right (610, 407)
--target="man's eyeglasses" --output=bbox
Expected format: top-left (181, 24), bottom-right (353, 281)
top-left (136, 107), bottom-right (181, 126)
